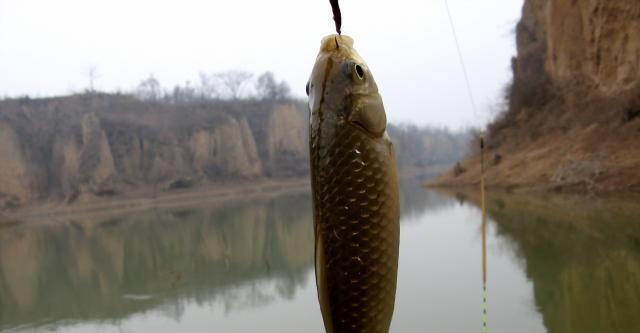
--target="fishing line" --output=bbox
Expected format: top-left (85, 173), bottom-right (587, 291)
top-left (329, 0), bottom-right (342, 35)
top-left (443, 0), bottom-right (479, 116)
top-left (444, 1), bottom-right (489, 324)
top-left (480, 135), bottom-right (488, 333)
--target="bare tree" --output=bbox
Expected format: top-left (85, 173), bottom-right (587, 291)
top-left (182, 80), bottom-right (196, 101)
top-left (136, 74), bottom-right (162, 101)
top-left (87, 65), bottom-right (99, 92)
top-left (171, 81), bottom-right (196, 104)
top-left (198, 71), bottom-right (219, 100)
top-left (255, 71), bottom-right (291, 100)
top-left (215, 70), bottom-right (253, 99)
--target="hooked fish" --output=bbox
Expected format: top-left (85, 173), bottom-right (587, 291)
top-left (307, 35), bottom-right (400, 333)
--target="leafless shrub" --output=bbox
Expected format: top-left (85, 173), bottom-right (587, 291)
top-left (493, 154), bottom-right (502, 166)
top-left (255, 71), bottom-right (291, 101)
top-left (214, 70), bottom-right (253, 99)
top-left (136, 74), bottom-right (162, 101)
top-left (453, 162), bottom-right (466, 177)
top-left (198, 72), bottom-right (220, 100)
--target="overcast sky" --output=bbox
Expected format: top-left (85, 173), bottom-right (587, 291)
top-left (0, 0), bottom-right (523, 129)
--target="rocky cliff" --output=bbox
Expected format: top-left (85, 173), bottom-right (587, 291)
top-left (0, 94), bottom-right (309, 208)
top-left (432, 0), bottom-right (640, 192)
top-left (0, 94), bottom-right (468, 209)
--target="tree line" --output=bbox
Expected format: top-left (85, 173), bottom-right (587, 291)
top-left (135, 70), bottom-right (292, 103)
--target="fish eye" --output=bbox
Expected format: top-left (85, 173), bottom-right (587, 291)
top-left (342, 61), bottom-right (366, 81)
top-left (354, 64), bottom-right (365, 80)
top-left (306, 81), bottom-right (310, 96)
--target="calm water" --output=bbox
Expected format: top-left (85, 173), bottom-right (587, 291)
top-left (1, 180), bottom-right (639, 333)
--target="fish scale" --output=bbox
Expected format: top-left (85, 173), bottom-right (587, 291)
top-left (312, 119), bottom-right (399, 333)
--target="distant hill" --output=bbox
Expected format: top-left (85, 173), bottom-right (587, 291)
top-left (431, 0), bottom-right (640, 193)
top-left (0, 93), bottom-right (470, 208)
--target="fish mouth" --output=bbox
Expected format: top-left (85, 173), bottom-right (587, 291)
top-left (320, 34), bottom-right (354, 53)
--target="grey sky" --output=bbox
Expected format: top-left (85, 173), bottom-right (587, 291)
top-left (0, 0), bottom-right (523, 128)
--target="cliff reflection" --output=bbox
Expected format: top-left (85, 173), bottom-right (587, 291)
top-left (457, 191), bottom-right (640, 333)
top-left (0, 181), bottom-right (457, 331)
top-left (0, 192), bottom-right (314, 331)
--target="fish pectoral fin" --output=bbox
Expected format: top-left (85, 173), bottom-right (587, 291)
top-left (315, 230), bottom-right (336, 333)
top-left (348, 94), bottom-right (387, 137)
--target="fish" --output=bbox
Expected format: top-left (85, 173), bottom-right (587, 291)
top-left (307, 34), bottom-right (400, 333)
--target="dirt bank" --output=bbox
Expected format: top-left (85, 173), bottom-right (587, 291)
top-left (0, 178), bottom-right (310, 225)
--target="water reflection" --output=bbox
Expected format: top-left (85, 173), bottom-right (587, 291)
top-left (0, 192), bottom-right (315, 331)
top-left (4, 183), bottom-right (637, 333)
top-left (451, 191), bottom-right (640, 333)
top-left (0, 185), bottom-right (458, 332)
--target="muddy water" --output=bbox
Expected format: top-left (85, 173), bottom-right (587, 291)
top-left (0, 180), bottom-right (638, 332)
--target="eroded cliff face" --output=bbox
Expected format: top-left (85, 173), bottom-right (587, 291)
top-left (189, 117), bottom-right (262, 178)
top-left (0, 95), bottom-right (308, 207)
top-left (433, 0), bottom-right (640, 192)
top-left (0, 122), bottom-right (32, 205)
top-left (78, 113), bottom-right (118, 196)
top-left (264, 104), bottom-right (308, 177)
top-left (545, 1), bottom-right (640, 92)
top-left (511, 0), bottom-right (640, 93)
top-left (0, 94), bottom-right (468, 208)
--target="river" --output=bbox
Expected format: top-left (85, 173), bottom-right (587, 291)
top-left (1, 178), bottom-right (639, 332)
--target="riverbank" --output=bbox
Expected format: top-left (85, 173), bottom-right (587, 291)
top-left (0, 178), bottom-right (310, 225)
top-left (426, 122), bottom-right (640, 194)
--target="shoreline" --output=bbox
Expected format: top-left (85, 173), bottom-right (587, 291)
top-left (425, 181), bottom-right (640, 194)
top-left (425, 181), bottom-right (640, 197)
top-left (0, 168), bottom-right (442, 225)
top-left (1, 178), bottom-right (310, 225)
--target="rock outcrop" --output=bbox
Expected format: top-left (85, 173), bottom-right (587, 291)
top-left (0, 95), bottom-right (308, 207)
top-left (264, 103), bottom-right (308, 177)
top-left (0, 122), bottom-right (32, 206)
top-left (544, 1), bottom-right (640, 92)
top-left (432, 0), bottom-right (640, 192)
top-left (0, 94), bottom-right (469, 208)
top-left (78, 113), bottom-right (118, 196)
top-left (189, 116), bottom-right (262, 178)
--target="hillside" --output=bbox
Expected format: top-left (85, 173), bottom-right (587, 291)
top-left (0, 94), bottom-right (469, 209)
top-left (431, 0), bottom-right (640, 192)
